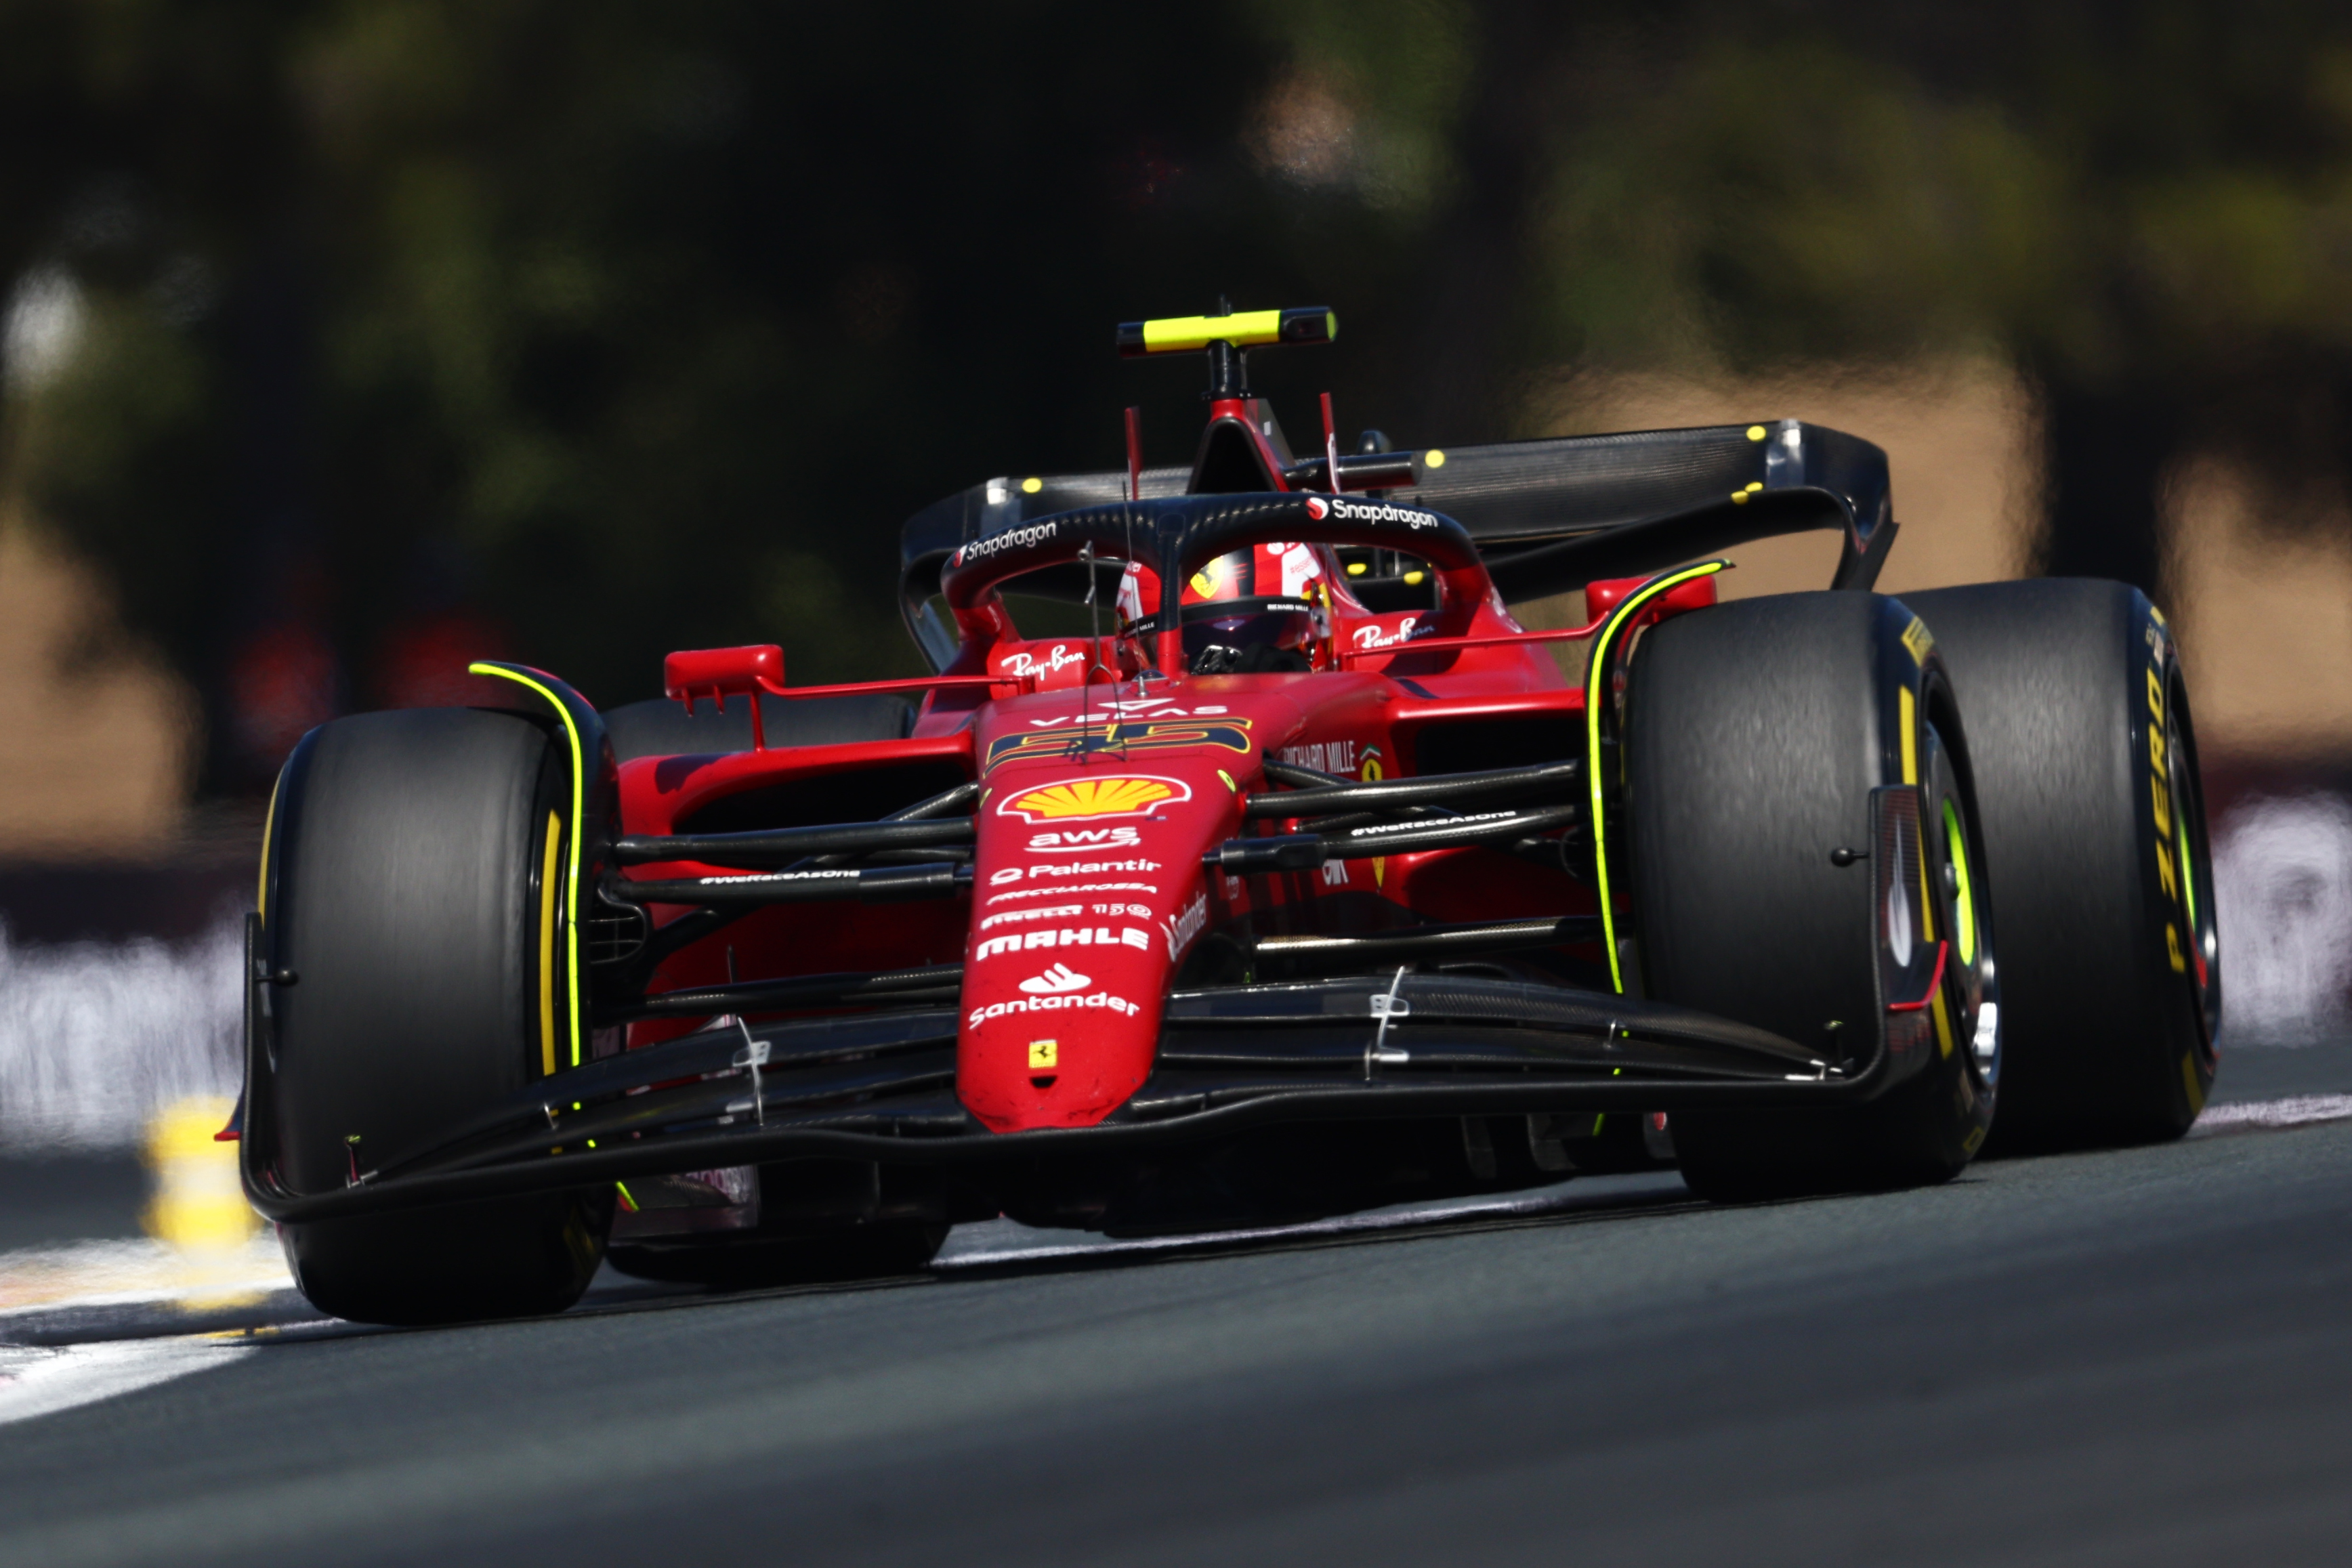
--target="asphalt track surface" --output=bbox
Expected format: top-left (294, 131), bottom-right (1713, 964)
top-left (5, 1072), bottom-right (2352, 1568)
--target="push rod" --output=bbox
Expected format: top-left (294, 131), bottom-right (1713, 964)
top-left (606, 780), bottom-right (981, 988)
top-left (1252, 914), bottom-right (1604, 967)
top-left (1248, 758), bottom-right (1580, 819)
top-left (1211, 803), bottom-right (1580, 874)
top-left (614, 815), bottom-right (974, 868)
top-left (612, 862), bottom-right (970, 907)
top-left (618, 962), bottom-right (964, 1019)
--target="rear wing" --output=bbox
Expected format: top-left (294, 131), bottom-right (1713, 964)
top-left (898, 421), bottom-right (1893, 671)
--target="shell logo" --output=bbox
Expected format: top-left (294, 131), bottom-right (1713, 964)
top-left (996, 774), bottom-right (1194, 823)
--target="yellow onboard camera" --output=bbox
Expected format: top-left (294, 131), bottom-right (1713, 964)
top-left (1116, 307), bottom-right (1335, 357)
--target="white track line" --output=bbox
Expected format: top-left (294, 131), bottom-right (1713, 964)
top-left (933, 1170), bottom-right (1692, 1269)
top-left (0, 1336), bottom-right (251, 1428)
top-left (2191, 1093), bottom-right (2352, 1136)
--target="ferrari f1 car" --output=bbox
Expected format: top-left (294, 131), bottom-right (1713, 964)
top-left (232, 307), bottom-right (2223, 1323)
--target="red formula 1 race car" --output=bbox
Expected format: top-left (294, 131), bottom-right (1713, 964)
top-left (231, 308), bottom-right (2223, 1324)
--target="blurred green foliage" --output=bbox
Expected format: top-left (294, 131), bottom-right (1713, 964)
top-left (5, 1), bottom-right (2352, 786)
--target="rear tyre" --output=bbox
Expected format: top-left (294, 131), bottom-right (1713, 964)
top-left (1625, 593), bottom-right (1999, 1200)
top-left (264, 707), bottom-right (612, 1325)
top-left (1902, 580), bottom-right (2220, 1147)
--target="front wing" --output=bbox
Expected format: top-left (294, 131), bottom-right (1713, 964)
top-left (238, 953), bottom-right (1904, 1226)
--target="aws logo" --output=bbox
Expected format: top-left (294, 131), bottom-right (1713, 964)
top-left (1028, 826), bottom-right (1143, 854)
top-left (996, 774), bottom-right (1192, 823)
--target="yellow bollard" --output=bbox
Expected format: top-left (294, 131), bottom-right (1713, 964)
top-left (142, 1096), bottom-right (258, 1253)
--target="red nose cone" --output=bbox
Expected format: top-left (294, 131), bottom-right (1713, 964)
top-left (959, 698), bottom-right (1246, 1131)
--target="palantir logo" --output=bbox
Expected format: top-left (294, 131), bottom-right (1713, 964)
top-left (1020, 964), bottom-right (1091, 996)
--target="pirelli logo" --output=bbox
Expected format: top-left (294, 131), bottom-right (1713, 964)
top-left (986, 717), bottom-right (1253, 771)
top-left (1900, 616), bottom-right (1934, 666)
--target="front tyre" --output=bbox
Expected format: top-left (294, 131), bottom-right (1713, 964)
top-left (1624, 592), bottom-right (1999, 1199)
top-left (261, 707), bottom-right (612, 1325)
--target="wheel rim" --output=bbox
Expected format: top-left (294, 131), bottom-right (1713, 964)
top-left (1929, 726), bottom-right (1999, 1088)
top-left (1941, 797), bottom-right (1979, 970)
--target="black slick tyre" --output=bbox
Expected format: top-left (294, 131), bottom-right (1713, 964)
top-left (1901, 580), bottom-right (2221, 1147)
top-left (262, 707), bottom-right (611, 1325)
top-left (1624, 592), bottom-right (2000, 1200)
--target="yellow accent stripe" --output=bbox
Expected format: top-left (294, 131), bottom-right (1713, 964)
top-left (1141, 310), bottom-right (1283, 352)
top-left (1587, 561), bottom-right (1731, 994)
top-left (539, 808), bottom-right (562, 1079)
top-left (1899, 685), bottom-right (1917, 786)
top-left (1902, 687), bottom-right (1937, 944)
top-left (471, 663), bottom-right (587, 1069)
top-left (256, 769), bottom-right (282, 920)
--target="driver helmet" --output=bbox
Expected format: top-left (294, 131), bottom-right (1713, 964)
top-left (1118, 543), bottom-right (1326, 672)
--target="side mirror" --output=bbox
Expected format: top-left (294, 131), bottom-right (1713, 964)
top-left (663, 644), bottom-right (786, 746)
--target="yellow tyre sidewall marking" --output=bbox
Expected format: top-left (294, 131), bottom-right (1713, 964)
top-left (539, 808), bottom-right (564, 1079)
top-left (471, 662), bottom-right (587, 1069)
top-left (1903, 681), bottom-right (1956, 1058)
top-left (2146, 657), bottom-right (2189, 976)
top-left (1586, 560), bottom-right (1729, 994)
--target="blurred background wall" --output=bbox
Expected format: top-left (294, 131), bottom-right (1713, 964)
top-left (6, 0), bottom-right (2352, 1149)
